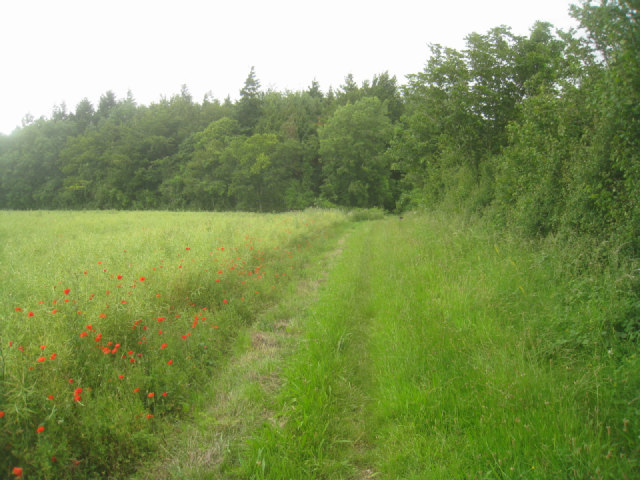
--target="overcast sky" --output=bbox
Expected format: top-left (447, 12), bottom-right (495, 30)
top-left (0, 0), bottom-right (580, 135)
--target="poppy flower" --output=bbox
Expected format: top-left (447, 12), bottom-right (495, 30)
top-left (147, 392), bottom-right (154, 398)
top-left (118, 375), bottom-right (124, 379)
top-left (86, 325), bottom-right (93, 330)
top-left (15, 307), bottom-right (22, 312)
top-left (28, 312), bottom-right (34, 317)
top-left (99, 313), bottom-right (107, 318)
top-left (50, 353), bottom-right (57, 360)
top-left (64, 288), bottom-right (70, 295)
top-left (162, 392), bottom-right (168, 397)
top-left (74, 387), bottom-right (83, 396)
top-left (12, 467), bottom-right (22, 477)
top-left (40, 345), bottom-right (46, 350)
top-left (139, 276), bottom-right (145, 281)
top-left (37, 426), bottom-right (45, 434)
top-left (74, 395), bottom-right (82, 402)
top-left (117, 275), bottom-right (123, 280)
top-left (0, 411), bottom-right (5, 418)
top-left (37, 356), bottom-right (45, 363)
top-left (133, 387), bottom-right (140, 393)
top-left (80, 332), bottom-right (89, 338)
top-left (48, 395), bottom-right (54, 400)
top-left (146, 414), bottom-right (154, 419)
top-left (167, 360), bottom-right (173, 365)
top-left (160, 343), bottom-right (168, 349)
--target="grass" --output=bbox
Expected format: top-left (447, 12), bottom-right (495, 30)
top-left (0, 209), bottom-right (350, 479)
top-left (235, 211), bottom-right (639, 479)
top-left (1, 209), bottom-right (638, 479)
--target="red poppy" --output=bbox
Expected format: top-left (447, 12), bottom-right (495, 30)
top-left (48, 395), bottom-right (54, 400)
top-left (12, 467), bottom-right (22, 477)
top-left (37, 356), bottom-right (45, 363)
top-left (74, 387), bottom-right (83, 396)
top-left (118, 375), bottom-right (124, 379)
top-left (37, 426), bottom-right (45, 434)
top-left (148, 392), bottom-right (154, 398)
top-left (157, 317), bottom-right (165, 322)
top-left (28, 312), bottom-right (34, 317)
top-left (80, 332), bottom-right (89, 338)
top-left (167, 360), bottom-right (173, 365)
top-left (133, 387), bottom-right (140, 393)
top-left (99, 313), bottom-right (107, 318)
top-left (74, 395), bottom-right (82, 402)
top-left (64, 288), bottom-right (70, 295)
top-left (50, 353), bottom-right (57, 360)
top-left (139, 276), bottom-right (145, 281)
top-left (40, 345), bottom-right (46, 350)
top-left (162, 392), bottom-right (168, 397)
top-left (160, 343), bottom-right (168, 349)
top-left (146, 414), bottom-right (154, 419)
top-left (15, 307), bottom-right (22, 312)
top-left (86, 324), bottom-right (93, 330)
top-left (0, 411), bottom-right (5, 418)
top-left (69, 378), bottom-right (74, 384)
top-left (117, 275), bottom-right (123, 280)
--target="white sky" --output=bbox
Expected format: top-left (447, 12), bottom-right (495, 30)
top-left (0, 0), bottom-right (580, 135)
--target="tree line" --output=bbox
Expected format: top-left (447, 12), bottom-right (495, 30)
top-left (1, 0), bottom-right (638, 254)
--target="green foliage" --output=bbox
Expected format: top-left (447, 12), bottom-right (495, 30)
top-left (319, 97), bottom-right (393, 209)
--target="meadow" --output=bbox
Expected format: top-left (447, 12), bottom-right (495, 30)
top-left (1, 209), bottom-right (638, 479)
top-left (0, 209), bottom-right (350, 479)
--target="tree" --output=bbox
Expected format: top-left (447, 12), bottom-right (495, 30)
top-left (319, 97), bottom-right (393, 208)
top-left (236, 66), bottom-right (263, 135)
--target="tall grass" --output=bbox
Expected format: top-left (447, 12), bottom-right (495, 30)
top-left (0, 209), bottom-right (349, 479)
top-left (242, 211), bottom-right (639, 479)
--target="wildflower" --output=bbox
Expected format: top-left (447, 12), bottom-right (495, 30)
top-left (160, 343), bottom-right (168, 349)
top-left (0, 411), bottom-right (5, 418)
top-left (133, 387), bottom-right (140, 393)
top-left (157, 316), bottom-right (165, 322)
top-left (52, 309), bottom-right (58, 314)
top-left (74, 395), bottom-right (82, 402)
top-left (167, 360), bottom-right (173, 365)
top-left (148, 392), bottom-right (154, 398)
top-left (69, 378), bottom-right (74, 384)
top-left (99, 313), bottom-right (107, 318)
top-left (139, 276), bottom-right (145, 281)
top-left (37, 426), bottom-right (45, 434)
top-left (48, 395), bottom-right (54, 400)
top-left (80, 331), bottom-right (89, 338)
top-left (74, 387), bottom-right (83, 396)
top-left (146, 414), bottom-right (154, 419)
top-left (162, 392), bottom-right (168, 397)
top-left (40, 345), bottom-right (46, 350)
top-left (118, 375), bottom-right (124, 380)
top-left (37, 356), bottom-right (45, 363)
top-left (12, 467), bottom-right (22, 477)
top-left (50, 353), bottom-right (57, 360)
top-left (117, 275), bottom-right (123, 280)
top-left (15, 307), bottom-right (22, 312)
top-left (28, 312), bottom-right (34, 317)
top-left (86, 324), bottom-right (93, 330)
top-left (64, 288), bottom-right (70, 295)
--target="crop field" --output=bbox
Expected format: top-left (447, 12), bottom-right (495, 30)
top-left (0, 209), bottom-right (350, 478)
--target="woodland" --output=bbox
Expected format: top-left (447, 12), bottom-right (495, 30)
top-left (0, 1), bottom-right (638, 257)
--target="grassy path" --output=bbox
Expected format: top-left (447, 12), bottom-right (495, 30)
top-left (136, 212), bottom-right (638, 479)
